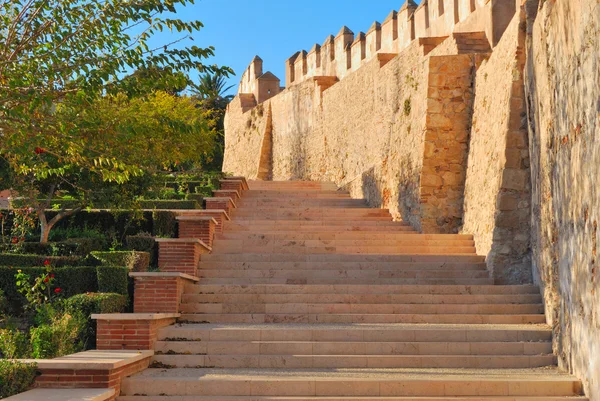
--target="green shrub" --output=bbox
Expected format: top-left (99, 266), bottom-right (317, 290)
top-left (96, 266), bottom-right (129, 295)
top-left (0, 329), bottom-right (31, 359)
top-left (0, 266), bottom-right (98, 315)
top-left (194, 185), bottom-right (214, 196)
top-left (90, 251), bottom-right (150, 272)
top-left (30, 311), bottom-right (85, 359)
top-left (47, 210), bottom-right (153, 242)
top-left (139, 200), bottom-right (199, 210)
top-left (152, 211), bottom-right (177, 238)
top-left (125, 234), bottom-right (156, 265)
top-left (0, 288), bottom-right (6, 315)
top-left (186, 193), bottom-right (206, 205)
top-left (0, 253), bottom-right (85, 267)
top-left (65, 293), bottom-right (128, 349)
top-left (0, 360), bottom-right (37, 398)
top-left (5, 238), bottom-right (106, 257)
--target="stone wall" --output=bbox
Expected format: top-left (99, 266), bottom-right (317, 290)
top-left (524, 0), bottom-right (600, 398)
top-left (462, 11), bottom-right (532, 284)
top-left (225, 42), bottom-right (481, 233)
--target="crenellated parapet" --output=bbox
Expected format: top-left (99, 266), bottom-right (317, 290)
top-left (236, 0), bottom-right (517, 98)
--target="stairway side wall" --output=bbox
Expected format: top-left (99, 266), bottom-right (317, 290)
top-left (524, 0), bottom-right (600, 399)
top-left (462, 12), bottom-right (533, 284)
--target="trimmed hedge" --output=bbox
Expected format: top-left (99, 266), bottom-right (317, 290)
top-left (96, 266), bottom-right (129, 295)
top-left (3, 238), bottom-right (106, 257)
top-left (0, 360), bottom-right (37, 398)
top-left (91, 251), bottom-right (150, 272)
top-left (139, 199), bottom-right (199, 210)
top-left (65, 293), bottom-right (128, 349)
top-left (0, 266), bottom-right (99, 313)
top-left (152, 211), bottom-right (177, 238)
top-left (125, 235), bottom-right (156, 265)
top-left (47, 210), bottom-right (153, 241)
top-left (0, 253), bottom-right (88, 267)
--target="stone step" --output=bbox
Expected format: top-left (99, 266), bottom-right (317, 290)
top-left (119, 396), bottom-right (588, 401)
top-left (212, 238), bottom-right (476, 248)
top-left (154, 340), bottom-right (552, 356)
top-left (224, 224), bottom-right (416, 232)
top-left (151, 353), bottom-right (556, 369)
top-left (179, 303), bottom-right (543, 315)
top-left (179, 313), bottom-right (546, 324)
top-left (227, 216), bottom-right (395, 222)
top-left (196, 270), bottom-right (491, 279)
top-left (157, 323), bottom-right (553, 342)
top-left (224, 220), bottom-right (412, 227)
top-left (243, 188), bottom-right (352, 199)
top-left (231, 207), bottom-right (390, 213)
top-left (184, 284), bottom-right (540, 295)
top-left (216, 233), bottom-right (473, 241)
top-left (236, 200), bottom-right (368, 207)
top-left (119, 368), bottom-right (583, 397)
top-left (211, 244), bottom-right (477, 255)
top-left (199, 254), bottom-right (486, 263)
top-left (181, 294), bottom-right (542, 305)
top-left (197, 261), bottom-right (488, 271)
top-left (194, 278), bottom-right (495, 285)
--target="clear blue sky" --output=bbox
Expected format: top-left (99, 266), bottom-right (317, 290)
top-left (161, 0), bottom-right (419, 95)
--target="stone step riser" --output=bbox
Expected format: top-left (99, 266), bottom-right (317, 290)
top-left (118, 396), bottom-right (588, 401)
top-left (212, 240), bottom-right (476, 248)
top-left (179, 314), bottom-right (547, 324)
top-left (157, 327), bottom-right (553, 343)
top-left (200, 255), bottom-right (486, 263)
top-left (179, 304), bottom-right (543, 315)
top-left (225, 220), bottom-right (403, 226)
top-left (211, 246), bottom-right (477, 255)
top-left (120, 374), bottom-right (582, 397)
top-left (193, 279), bottom-right (495, 285)
top-left (184, 284), bottom-right (540, 295)
top-left (225, 217), bottom-right (396, 222)
top-left (237, 201), bottom-right (367, 206)
top-left (154, 340), bottom-right (552, 356)
top-left (224, 226), bottom-right (416, 232)
top-left (151, 354), bottom-right (556, 369)
top-left (216, 234), bottom-right (474, 241)
top-left (196, 271), bottom-right (491, 279)
top-left (197, 262), bottom-right (488, 270)
top-left (181, 294), bottom-right (543, 304)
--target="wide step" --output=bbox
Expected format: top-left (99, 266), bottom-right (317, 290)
top-left (119, 368), bottom-right (583, 397)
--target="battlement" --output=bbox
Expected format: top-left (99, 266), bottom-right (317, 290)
top-left (237, 0), bottom-right (517, 98)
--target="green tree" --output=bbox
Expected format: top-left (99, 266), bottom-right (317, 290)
top-left (0, 0), bottom-right (231, 242)
top-left (189, 73), bottom-right (235, 170)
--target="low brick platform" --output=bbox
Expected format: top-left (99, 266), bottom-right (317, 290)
top-left (5, 388), bottom-right (115, 401)
top-left (177, 216), bottom-right (217, 247)
top-left (219, 179), bottom-right (245, 193)
top-left (205, 197), bottom-right (236, 215)
top-left (93, 314), bottom-right (179, 351)
top-left (31, 350), bottom-right (152, 398)
top-left (155, 238), bottom-right (210, 276)
top-left (213, 189), bottom-right (241, 201)
top-left (130, 272), bottom-right (199, 314)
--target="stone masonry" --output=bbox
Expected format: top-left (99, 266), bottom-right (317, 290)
top-left (223, 0), bottom-right (600, 399)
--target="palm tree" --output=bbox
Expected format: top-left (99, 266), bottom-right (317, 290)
top-left (190, 73), bottom-right (235, 110)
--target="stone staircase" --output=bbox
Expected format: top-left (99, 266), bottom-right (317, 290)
top-left (118, 180), bottom-right (586, 400)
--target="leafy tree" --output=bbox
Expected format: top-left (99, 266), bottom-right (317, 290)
top-left (189, 73), bottom-right (235, 170)
top-left (0, 0), bottom-right (231, 242)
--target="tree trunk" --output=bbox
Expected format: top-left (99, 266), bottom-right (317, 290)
top-left (38, 208), bottom-right (82, 244)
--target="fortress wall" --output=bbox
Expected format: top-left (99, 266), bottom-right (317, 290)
top-left (462, 11), bottom-right (532, 284)
top-left (226, 42), bottom-right (480, 234)
top-left (524, 0), bottom-right (600, 398)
